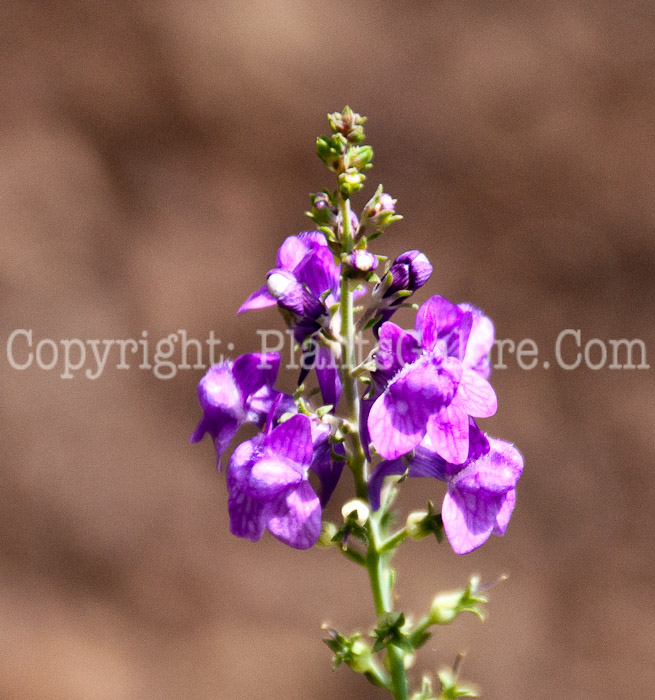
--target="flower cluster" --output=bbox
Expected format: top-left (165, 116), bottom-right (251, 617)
top-left (190, 108), bottom-right (524, 698)
top-left (192, 233), bottom-right (521, 554)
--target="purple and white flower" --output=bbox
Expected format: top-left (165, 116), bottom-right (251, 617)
top-left (369, 423), bottom-right (523, 554)
top-left (190, 353), bottom-right (293, 468)
top-left (367, 295), bottom-right (497, 464)
top-left (226, 414), bottom-right (323, 550)
top-left (238, 231), bottom-right (343, 408)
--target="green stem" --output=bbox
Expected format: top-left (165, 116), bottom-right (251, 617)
top-left (367, 513), bottom-right (410, 700)
top-left (338, 192), bottom-right (368, 501)
top-left (379, 527), bottom-right (409, 554)
top-left (339, 545), bottom-right (367, 567)
top-left (336, 186), bottom-right (409, 699)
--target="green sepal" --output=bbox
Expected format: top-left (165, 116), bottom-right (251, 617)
top-left (315, 404), bottom-right (334, 418)
top-left (407, 501), bottom-right (445, 542)
top-left (323, 630), bottom-right (364, 670)
top-left (331, 518), bottom-right (368, 546)
top-left (410, 627), bottom-right (432, 651)
top-left (330, 447), bottom-right (347, 461)
top-left (371, 612), bottom-right (413, 653)
top-left (437, 669), bottom-right (478, 699)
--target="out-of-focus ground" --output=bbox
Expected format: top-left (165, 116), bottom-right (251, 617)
top-left (1, 1), bottom-right (654, 698)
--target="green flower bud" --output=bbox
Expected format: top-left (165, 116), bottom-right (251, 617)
top-left (317, 521), bottom-right (339, 548)
top-left (347, 145), bottom-right (373, 171)
top-left (405, 502), bottom-right (444, 541)
top-left (338, 168), bottom-right (366, 195)
top-left (406, 511), bottom-right (430, 539)
top-left (328, 106), bottom-right (367, 143)
top-left (429, 591), bottom-right (463, 625)
top-left (429, 576), bottom-right (487, 626)
top-left (347, 639), bottom-right (373, 673)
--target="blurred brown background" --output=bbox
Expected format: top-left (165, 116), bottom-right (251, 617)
top-left (1, 1), bottom-right (654, 698)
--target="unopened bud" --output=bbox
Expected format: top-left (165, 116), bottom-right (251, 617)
top-left (341, 499), bottom-right (370, 526)
top-left (428, 576), bottom-right (487, 626)
top-left (406, 511), bottom-right (430, 540)
top-left (339, 168), bottom-right (366, 195)
top-left (317, 521), bottom-right (338, 548)
top-left (309, 192), bottom-right (339, 228)
top-left (328, 106), bottom-right (367, 144)
top-left (347, 639), bottom-right (373, 673)
top-left (385, 250), bottom-right (433, 297)
top-left (347, 145), bottom-right (373, 171)
top-left (429, 591), bottom-right (463, 626)
top-left (344, 250), bottom-right (379, 280)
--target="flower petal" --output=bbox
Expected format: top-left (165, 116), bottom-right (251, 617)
top-left (310, 439), bottom-right (345, 507)
top-left (276, 233), bottom-right (323, 270)
top-left (441, 487), bottom-right (499, 554)
top-left (492, 489), bottom-right (516, 536)
top-left (427, 404), bottom-right (470, 465)
top-left (408, 440), bottom-right (449, 480)
top-left (455, 439), bottom-right (523, 495)
top-left (315, 346), bottom-right (342, 409)
top-left (265, 414), bottom-right (313, 467)
top-left (267, 481), bottom-right (321, 549)
top-left (453, 368), bottom-right (497, 418)
top-left (376, 322), bottom-right (420, 379)
top-left (196, 364), bottom-right (244, 414)
top-left (460, 304), bottom-right (494, 378)
top-left (237, 285), bottom-right (276, 314)
top-left (415, 295), bottom-right (472, 358)
top-left (228, 490), bottom-right (270, 542)
top-left (368, 390), bottom-right (427, 459)
top-left (226, 438), bottom-right (269, 542)
top-left (369, 357), bottom-right (460, 460)
top-left (248, 456), bottom-right (302, 498)
top-left (232, 353), bottom-right (280, 401)
top-left (294, 244), bottom-right (339, 298)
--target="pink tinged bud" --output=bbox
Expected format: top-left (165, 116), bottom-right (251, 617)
top-left (377, 193), bottom-right (395, 213)
top-left (345, 250), bottom-right (379, 273)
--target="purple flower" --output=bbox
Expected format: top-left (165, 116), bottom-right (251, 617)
top-left (369, 424), bottom-right (523, 554)
top-left (226, 414), bottom-right (323, 549)
top-left (307, 418), bottom-right (345, 506)
top-left (238, 232), bottom-right (329, 314)
top-left (190, 353), bottom-right (293, 469)
top-left (367, 296), bottom-right (497, 464)
top-left (238, 231), bottom-right (343, 408)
